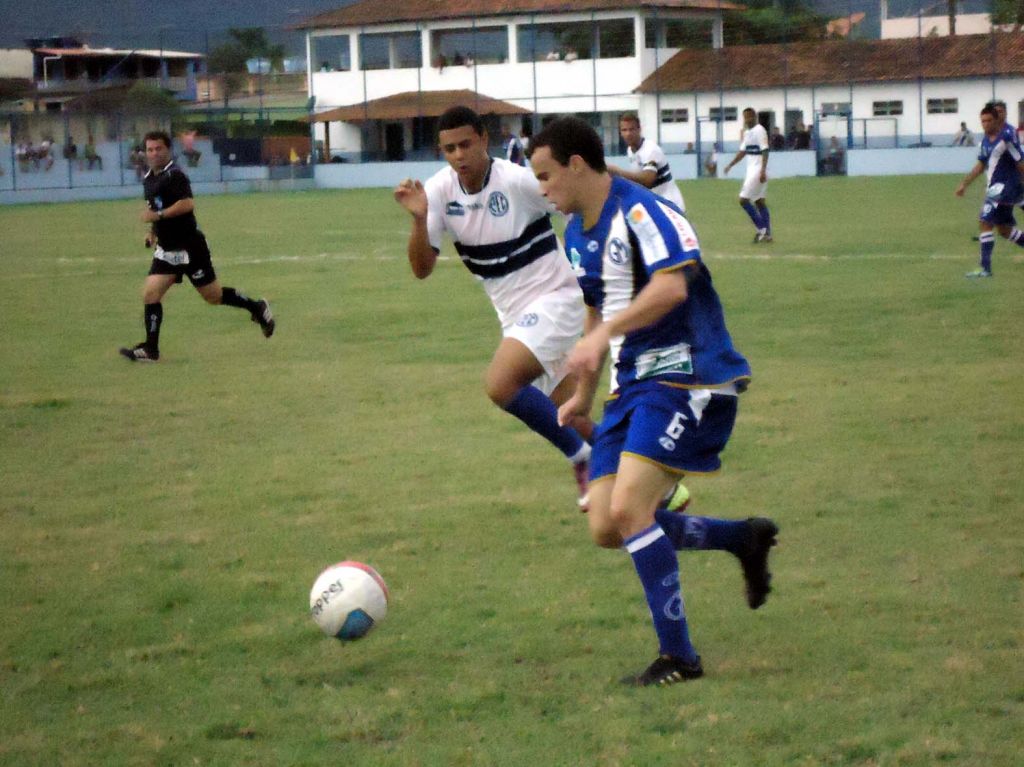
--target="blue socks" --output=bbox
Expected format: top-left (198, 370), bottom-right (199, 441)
top-left (758, 204), bottom-right (771, 235)
top-left (625, 524), bottom-right (698, 662)
top-left (740, 200), bottom-right (764, 231)
top-left (503, 385), bottom-right (585, 459)
top-left (979, 231), bottom-right (994, 272)
top-left (654, 510), bottom-right (748, 555)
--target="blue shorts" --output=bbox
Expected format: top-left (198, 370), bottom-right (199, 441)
top-left (589, 381), bottom-right (739, 482)
top-left (980, 201), bottom-right (1016, 227)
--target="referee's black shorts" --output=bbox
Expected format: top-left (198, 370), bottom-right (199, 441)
top-left (148, 232), bottom-right (217, 287)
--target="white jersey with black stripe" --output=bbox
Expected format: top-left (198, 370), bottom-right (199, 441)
top-left (424, 158), bottom-right (579, 327)
top-left (627, 138), bottom-right (685, 212)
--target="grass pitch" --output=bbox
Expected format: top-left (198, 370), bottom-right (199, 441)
top-left (1, 176), bottom-right (1022, 766)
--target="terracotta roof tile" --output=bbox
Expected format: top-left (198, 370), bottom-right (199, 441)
top-left (306, 89), bottom-right (531, 122)
top-left (637, 32), bottom-right (1024, 92)
top-left (299, 0), bottom-right (741, 29)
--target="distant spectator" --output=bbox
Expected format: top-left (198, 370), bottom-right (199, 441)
top-left (433, 53), bottom-right (447, 72)
top-left (563, 48), bottom-right (578, 62)
top-left (951, 122), bottom-right (975, 147)
top-left (38, 137), bottom-right (55, 171)
top-left (16, 142), bottom-right (31, 172)
top-left (130, 142), bottom-right (147, 180)
top-left (683, 142), bottom-right (695, 154)
top-left (545, 50), bottom-right (561, 61)
top-left (770, 126), bottom-right (785, 151)
top-left (181, 129), bottom-right (202, 167)
top-left (503, 125), bottom-right (525, 166)
top-left (704, 142), bottom-right (720, 177)
top-left (791, 122), bottom-right (811, 150)
top-left (453, 52), bottom-right (465, 66)
top-left (84, 136), bottom-right (103, 170)
top-left (63, 137), bottom-right (80, 168)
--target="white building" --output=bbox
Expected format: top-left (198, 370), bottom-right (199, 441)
top-left (639, 32), bottom-right (1024, 153)
top-left (298, 0), bottom-right (738, 160)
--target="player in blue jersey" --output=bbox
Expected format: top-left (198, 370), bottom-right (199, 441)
top-left (955, 104), bottom-right (1024, 278)
top-left (526, 117), bottom-right (778, 687)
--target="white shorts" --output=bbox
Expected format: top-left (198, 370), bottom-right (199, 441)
top-left (740, 173), bottom-right (767, 201)
top-left (503, 287), bottom-right (584, 396)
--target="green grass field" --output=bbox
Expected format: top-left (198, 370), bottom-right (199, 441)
top-left (1, 176), bottom-right (1022, 766)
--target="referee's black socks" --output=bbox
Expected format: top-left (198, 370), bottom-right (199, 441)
top-left (144, 302), bottom-right (162, 351)
top-left (220, 287), bottom-right (259, 314)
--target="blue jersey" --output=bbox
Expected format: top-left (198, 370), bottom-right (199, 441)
top-left (978, 127), bottom-right (1023, 205)
top-left (565, 177), bottom-right (750, 393)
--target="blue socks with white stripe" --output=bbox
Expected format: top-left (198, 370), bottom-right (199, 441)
top-left (740, 200), bottom-right (764, 231)
top-left (759, 205), bottom-right (771, 236)
top-left (979, 232), bottom-right (994, 272)
top-left (503, 384), bottom-right (586, 459)
top-left (625, 524), bottom-right (698, 662)
top-left (654, 510), bottom-right (748, 555)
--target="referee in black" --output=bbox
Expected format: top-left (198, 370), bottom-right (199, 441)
top-left (119, 130), bottom-right (275, 362)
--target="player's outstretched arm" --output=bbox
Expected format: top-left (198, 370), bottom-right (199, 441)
top-left (955, 161), bottom-right (984, 196)
top-left (608, 164), bottom-right (658, 189)
top-left (724, 150), bottom-right (746, 174)
top-left (394, 178), bottom-right (437, 279)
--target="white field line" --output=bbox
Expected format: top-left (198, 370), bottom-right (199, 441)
top-left (9, 250), bottom-right (1020, 281)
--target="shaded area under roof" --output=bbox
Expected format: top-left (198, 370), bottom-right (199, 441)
top-left (298, 0), bottom-right (742, 29)
top-left (305, 89), bottom-right (531, 122)
top-left (636, 32), bottom-right (1024, 92)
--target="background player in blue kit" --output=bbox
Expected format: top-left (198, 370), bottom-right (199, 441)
top-left (527, 117), bottom-right (778, 687)
top-left (955, 104), bottom-right (1024, 278)
top-left (119, 131), bottom-right (275, 361)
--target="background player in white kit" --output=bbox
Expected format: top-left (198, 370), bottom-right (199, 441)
top-left (608, 113), bottom-right (686, 213)
top-left (393, 106), bottom-right (592, 507)
top-left (724, 108), bottom-right (772, 243)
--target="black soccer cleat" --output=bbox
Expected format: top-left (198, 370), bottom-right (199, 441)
top-left (252, 299), bottom-right (275, 338)
top-left (119, 343), bottom-right (159, 362)
top-left (622, 655), bottom-right (704, 687)
top-left (737, 517), bottom-right (779, 609)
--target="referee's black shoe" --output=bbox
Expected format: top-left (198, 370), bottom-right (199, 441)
top-left (252, 299), bottom-right (275, 338)
top-left (119, 343), bottom-right (159, 362)
top-left (622, 655), bottom-right (704, 687)
top-left (738, 517), bottom-right (779, 609)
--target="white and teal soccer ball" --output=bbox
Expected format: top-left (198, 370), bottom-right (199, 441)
top-left (309, 562), bottom-right (389, 641)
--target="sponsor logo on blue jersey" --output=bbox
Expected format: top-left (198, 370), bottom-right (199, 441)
top-left (516, 312), bottom-right (539, 327)
top-left (608, 238), bottom-right (628, 265)
top-left (487, 191), bottom-right (510, 217)
top-left (446, 201), bottom-right (465, 216)
top-left (586, 240), bottom-right (599, 252)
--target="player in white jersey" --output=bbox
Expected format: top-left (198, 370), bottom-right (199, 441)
top-left (393, 106), bottom-right (592, 508)
top-left (608, 112), bottom-right (686, 213)
top-left (724, 108), bottom-right (772, 243)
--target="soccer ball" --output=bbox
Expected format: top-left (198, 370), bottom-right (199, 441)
top-left (309, 561), bottom-right (389, 641)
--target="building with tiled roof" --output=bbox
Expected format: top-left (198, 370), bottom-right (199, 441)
top-left (636, 32), bottom-right (1023, 153)
top-left (299, 0), bottom-right (738, 160)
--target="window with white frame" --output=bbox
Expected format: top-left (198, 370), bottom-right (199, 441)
top-left (821, 102), bottom-right (852, 117)
top-left (708, 106), bottom-right (737, 122)
top-left (661, 108), bottom-right (689, 124)
top-left (927, 98), bottom-right (958, 114)
top-left (873, 100), bottom-right (903, 116)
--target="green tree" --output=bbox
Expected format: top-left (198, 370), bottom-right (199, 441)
top-left (723, 0), bottom-right (829, 45)
top-left (992, 0), bottom-right (1024, 31)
